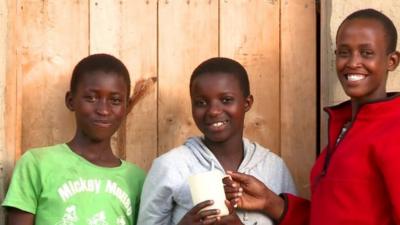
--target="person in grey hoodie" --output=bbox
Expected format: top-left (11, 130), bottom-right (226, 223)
top-left (137, 57), bottom-right (297, 225)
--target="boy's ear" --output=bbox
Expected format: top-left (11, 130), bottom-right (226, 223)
top-left (388, 51), bottom-right (400, 71)
top-left (244, 95), bottom-right (254, 112)
top-left (65, 91), bottom-right (75, 111)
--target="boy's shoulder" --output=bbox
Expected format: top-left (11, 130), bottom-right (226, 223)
top-left (155, 144), bottom-right (193, 163)
top-left (122, 160), bottom-right (146, 178)
top-left (22, 143), bottom-right (70, 161)
top-left (245, 138), bottom-right (271, 156)
top-left (148, 144), bottom-right (195, 175)
top-left (244, 138), bottom-right (284, 164)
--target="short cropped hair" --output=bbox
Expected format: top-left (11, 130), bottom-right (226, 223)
top-left (339, 8), bottom-right (398, 53)
top-left (70, 53), bottom-right (131, 97)
top-left (190, 57), bottom-right (250, 97)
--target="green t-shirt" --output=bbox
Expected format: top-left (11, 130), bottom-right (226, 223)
top-left (2, 144), bottom-right (146, 225)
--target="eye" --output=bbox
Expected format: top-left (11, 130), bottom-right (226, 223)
top-left (222, 96), bottom-right (234, 104)
top-left (193, 99), bottom-right (207, 107)
top-left (360, 49), bottom-right (374, 57)
top-left (84, 95), bottom-right (97, 103)
top-left (335, 49), bottom-right (350, 58)
top-left (110, 97), bottom-right (122, 105)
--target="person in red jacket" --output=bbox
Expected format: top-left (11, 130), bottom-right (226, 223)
top-left (223, 8), bottom-right (400, 225)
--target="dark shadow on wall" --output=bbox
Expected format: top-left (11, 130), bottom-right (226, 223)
top-left (317, 0), bottom-right (333, 156)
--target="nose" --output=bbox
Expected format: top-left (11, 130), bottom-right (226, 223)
top-left (96, 99), bottom-right (110, 116)
top-left (347, 53), bottom-right (362, 68)
top-left (207, 101), bottom-right (222, 117)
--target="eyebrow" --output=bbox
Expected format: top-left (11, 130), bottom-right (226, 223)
top-left (337, 43), bottom-right (374, 48)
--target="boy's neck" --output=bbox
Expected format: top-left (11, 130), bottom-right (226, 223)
top-left (204, 136), bottom-right (244, 172)
top-left (67, 136), bottom-right (121, 167)
top-left (350, 92), bottom-right (389, 120)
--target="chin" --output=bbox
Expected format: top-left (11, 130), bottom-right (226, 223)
top-left (87, 132), bottom-right (115, 142)
top-left (204, 134), bottom-right (229, 143)
top-left (344, 89), bottom-right (365, 99)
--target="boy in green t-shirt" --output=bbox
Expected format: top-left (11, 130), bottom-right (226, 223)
top-left (2, 54), bottom-right (146, 225)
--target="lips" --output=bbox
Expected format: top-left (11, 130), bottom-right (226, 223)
top-left (92, 119), bottom-right (113, 128)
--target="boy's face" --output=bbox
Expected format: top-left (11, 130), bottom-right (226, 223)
top-left (335, 18), bottom-right (399, 103)
top-left (190, 73), bottom-right (253, 143)
top-left (66, 71), bottom-right (129, 142)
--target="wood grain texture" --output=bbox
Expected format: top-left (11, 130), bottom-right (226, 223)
top-left (0, 1), bottom-right (322, 205)
top-left (18, 0), bottom-right (88, 154)
top-left (220, 0), bottom-right (281, 154)
top-left (281, 0), bottom-right (316, 198)
top-left (158, 0), bottom-right (219, 155)
top-left (119, 0), bottom-right (157, 170)
top-left (0, 1), bottom-right (8, 223)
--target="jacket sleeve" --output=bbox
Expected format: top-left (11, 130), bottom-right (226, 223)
top-left (278, 193), bottom-right (310, 225)
top-left (137, 157), bottom-right (178, 225)
top-left (374, 137), bottom-right (400, 224)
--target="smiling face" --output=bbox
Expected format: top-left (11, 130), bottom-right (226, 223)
top-left (335, 18), bottom-right (399, 104)
top-left (66, 71), bottom-right (129, 142)
top-left (190, 72), bottom-right (253, 143)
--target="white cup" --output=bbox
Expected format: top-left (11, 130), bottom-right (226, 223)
top-left (188, 170), bottom-right (229, 216)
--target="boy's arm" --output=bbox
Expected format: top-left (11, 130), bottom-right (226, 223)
top-left (224, 172), bottom-right (310, 225)
top-left (375, 138), bottom-right (400, 224)
top-left (6, 207), bottom-right (35, 225)
top-left (2, 151), bottom-right (41, 222)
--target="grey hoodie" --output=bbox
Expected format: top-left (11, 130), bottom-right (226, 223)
top-left (137, 137), bottom-right (297, 225)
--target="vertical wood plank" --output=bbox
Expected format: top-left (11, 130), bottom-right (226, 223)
top-left (158, 0), bottom-right (219, 155)
top-left (119, 0), bottom-right (157, 170)
top-left (18, 0), bottom-right (89, 153)
top-left (4, 0), bottom-right (18, 182)
top-left (281, 0), bottom-right (316, 198)
top-left (320, 0), bottom-right (331, 149)
top-left (89, 0), bottom-right (120, 56)
top-left (0, 1), bottom-right (8, 222)
top-left (0, 0), bottom-right (7, 161)
top-left (220, 0), bottom-right (281, 154)
top-left (90, 0), bottom-right (158, 170)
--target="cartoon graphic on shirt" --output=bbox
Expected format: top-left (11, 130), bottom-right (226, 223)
top-left (56, 205), bottom-right (78, 225)
top-left (52, 178), bottom-right (133, 224)
top-left (88, 211), bottom-right (108, 225)
top-left (116, 216), bottom-right (127, 225)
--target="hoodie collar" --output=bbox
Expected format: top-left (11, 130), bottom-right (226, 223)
top-left (184, 136), bottom-right (266, 173)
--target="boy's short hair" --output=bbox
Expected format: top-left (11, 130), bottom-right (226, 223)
top-left (339, 8), bottom-right (397, 53)
top-left (70, 53), bottom-right (131, 97)
top-left (190, 57), bottom-right (250, 97)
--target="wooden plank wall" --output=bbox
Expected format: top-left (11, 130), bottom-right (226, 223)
top-left (158, 0), bottom-right (218, 154)
top-left (220, 0), bottom-right (281, 154)
top-left (0, 0), bottom-right (7, 222)
top-left (0, 1), bottom-right (316, 222)
top-left (281, 0), bottom-right (316, 197)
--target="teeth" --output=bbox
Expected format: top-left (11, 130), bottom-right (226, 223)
top-left (347, 74), bottom-right (366, 81)
top-left (212, 121), bottom-right (224, 127)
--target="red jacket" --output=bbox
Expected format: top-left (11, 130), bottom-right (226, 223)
top-left (280, 94), bottom-right (400, 225)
